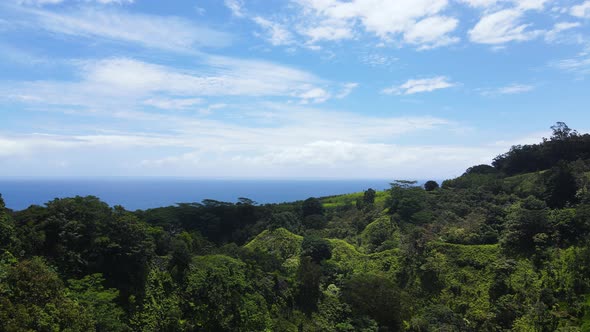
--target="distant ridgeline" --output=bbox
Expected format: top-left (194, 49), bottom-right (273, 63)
top-left (1, 122), bottom-right (590, 331)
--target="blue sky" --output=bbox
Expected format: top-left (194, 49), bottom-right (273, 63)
top-left (0, 0), bottom-right (589, 179)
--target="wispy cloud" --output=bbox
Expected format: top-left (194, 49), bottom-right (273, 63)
top-left (224, 0), bottom-right (244, 17)
top-left (143, 98), bottom-right (204, 111)
top-left (17, 0), bottom-right (135, 4)
top-left (382, 76), bottom-right (455, 95)
top-left (545, 22), bottom-right (582, 43)
top-left (0, 103), bottom-right (468, 178)
top-left (360, 54), bottom-right (399, 67)
top-left (9, 6), bottom-right (231, 52)
top-left (468, 9), bottom-right (543, 44)
top-left (253, 16), bottom-right (295, 46)
top-left (0, 55), bottom-right (346, 107)
top-left (479, 83), bottom-right (535, 96)
top-left (551, 54), bottom-right (590, 76)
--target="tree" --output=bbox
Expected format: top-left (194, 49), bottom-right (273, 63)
top-left (363, 188), bottom-right (376, 205)
top-left (296, 256), bottom-right (322, 315)
top-left (0, 195), bottom-right (15, 250)
top-left (184, 255), bottom-right (270, 331)
top-left (464, 164), bottom-right (498, 175)
top-left (68, 274), bottom-right (128, 332)
top-left (543, 163), bottom-right (578, 209)
top-left (342, 273), bottom-right (401, 331)
top-left (302, 197), bottom-right (324, 217)
top-left (269, 211), bottom-right (301, 232)
top-left (0, 257), bottom-right (94, 332)
top-left (303, 214), bottom-right (327, 230)
top-left (550, 122), bottom-right (576, 141)
top-left (501, 196), bottom-right (551, 255)
top-left (130, 269), bottom-right (183, 332)
top-left (424, 180), bottom-right (439, 191)
top-left (301, 236), bottom-right (332, 263)
top-left (386, 181), bottom-right (428, 223)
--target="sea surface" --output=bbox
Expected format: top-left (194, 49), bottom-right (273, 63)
top-left (0, 178), bottom-right (397, 211)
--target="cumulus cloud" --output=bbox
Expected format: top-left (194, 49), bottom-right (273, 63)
top-left (228, 0), bottom-right (459, 50)
top-left (571, 1), bottom-right (590, 18)
top-left (382, 76), bottom-right (455, 95)
top-left (403, 16), bottom-right (460, 49)
top-left (459, 0), bottom-right (549, 9)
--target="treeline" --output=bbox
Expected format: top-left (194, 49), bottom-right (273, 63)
top-left (493, 122), bottom-right (590, 175)
top-left (1, 122), bottom-right (590, 331)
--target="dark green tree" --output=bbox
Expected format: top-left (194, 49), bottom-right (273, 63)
top-left (544, 163), bottom-right (578, 209)
top-left (269, 211), bottom-right (301, 232)
top-left (296, 256), bottom-right (322, 315)
top-left (342, 273), bottom-right (401, 331)
top-left (0, 195), bottom-right (15, 250)
top-left (68, 274), bottom-right (128, 332)
top-left (423, 180), bottom-right (439, 191)
top-left (363, 188), bottom-right (376, 205)
top-left (0, 257), bottom-right (94, 332)
top-left (302, 214), bottom-right (327, 229)
top-left (301, 236), bottom-right (332, 263)
top-left (302, 197), bottom-right (324, 217)
top-left (501, 196), bottom-right (551, 255)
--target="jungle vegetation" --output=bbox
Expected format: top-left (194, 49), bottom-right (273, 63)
top-left (1, 122), bottom-right (590, 331)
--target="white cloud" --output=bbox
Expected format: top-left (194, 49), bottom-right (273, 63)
top-left (143, 98), bottom-right (204, 110)
top-left (290, 0), bottom-right (459, 49)
top-left (497, 83), bottom-right (534, 94)
top-left (459, 0), bottom-right (549, 9)
top-left (403, 15), bottom-right (460, 49)
top-left (253, 17), bottom-right (294, 46)
top-left (16, 0), bottom-right (134, 5)
top-left (514, 0), bottom-right (550, 10)
top-left (298, 87), bottom-right (331, 103)
top-left (480, 83), bottom-right (535, 95)
top-left (15, 6), bottom-right (230, 52)
top-left (469, 9), bottom-right (543, 44)
top-left (571, 1), bottom-right (590, 18)
top-left (17, 0), bottom-right (64, 4)
top-left (382, 76), bottom-right (455, 95)
top-left (551, 55), bottom-right (590, 75)
top-left (298, 19), bottom-right (354, 43)
top-left (459, 0), bottom-right (500, 8)
top-left (545, 22), bottom-right (581, 42)
top-left (224, 0), bottom-right (244, 17)
top-left (1, 56), bottom-right (341, 106)
top-left (360, 54), bottom-right (399, 67)
top-left (0, 104), bottom-right (468, 178)
top-left (335, 82), bottom-right (358, 99)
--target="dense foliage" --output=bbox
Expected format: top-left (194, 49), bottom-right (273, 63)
top-left (1, 122), bottom-right (590, 331)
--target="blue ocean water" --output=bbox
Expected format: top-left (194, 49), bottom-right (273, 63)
top-left (0, 178), bottom-right (396, 211)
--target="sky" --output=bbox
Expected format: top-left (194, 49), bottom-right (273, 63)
top-left (0, 0), bottom-right (589, 179)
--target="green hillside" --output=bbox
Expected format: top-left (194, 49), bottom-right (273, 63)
top-left (1, 123), bottom-right (590, 331)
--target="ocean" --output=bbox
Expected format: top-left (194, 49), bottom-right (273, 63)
top-left (0, 178), bottom-right (396, 211)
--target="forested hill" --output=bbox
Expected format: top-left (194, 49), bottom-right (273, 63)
top-left (1, 122), bottom-right (590, 331)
